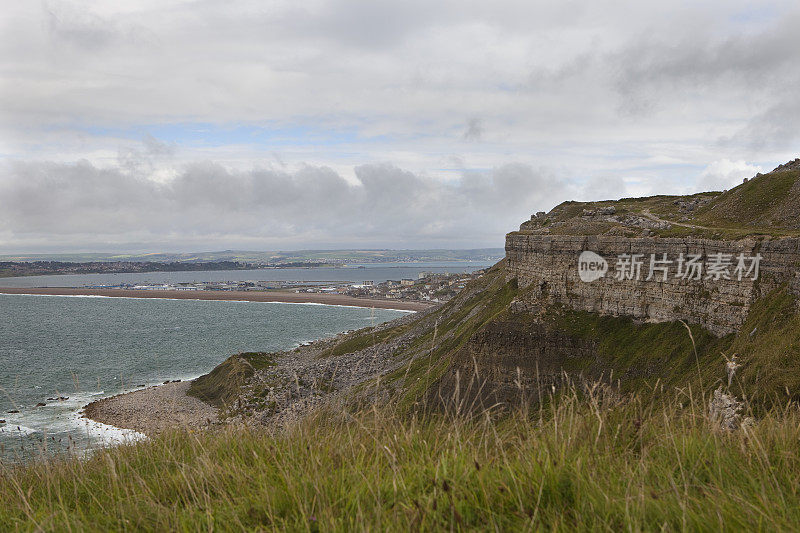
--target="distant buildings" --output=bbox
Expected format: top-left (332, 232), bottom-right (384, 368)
top-left (331, 269), bottom-right (485, 303)
top-left (75, 268), bottom-right (487, 305)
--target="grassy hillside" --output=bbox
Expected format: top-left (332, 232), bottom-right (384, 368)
top-left (693, 168), bottom-right (800, 230)
top-left (517, 162), bottom-right (800, 239)
top-left (189, 260), bottom-right (800, 419)
top-left (187, 352), bottom-right (276, 408)
top-left (5, 391), bottom-right (800, 530)
top-left (542, 286), bottom-right (800, 411)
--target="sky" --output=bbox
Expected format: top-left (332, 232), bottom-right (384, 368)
top-left (1, 1), bottom-right (799, 253)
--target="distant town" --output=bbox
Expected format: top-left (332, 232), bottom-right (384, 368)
top-left (310, 269), bottom-right (487, 303)
top-left (72, 269), bottom-right (487, 304)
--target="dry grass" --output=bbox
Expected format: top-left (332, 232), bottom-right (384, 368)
top-left (3, 383), bottom-right (800, 531)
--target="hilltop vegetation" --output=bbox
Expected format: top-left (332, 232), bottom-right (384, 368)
top-left (518, 159), bottom-right (800, 240)
top-left (693, 166), bottom-right (800, 230)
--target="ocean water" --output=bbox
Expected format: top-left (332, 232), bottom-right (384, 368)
top-left (0, 294), bottom-right (407, 461)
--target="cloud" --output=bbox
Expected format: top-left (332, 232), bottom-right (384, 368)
top-left (43, 0), bottom-right (155, 51)
top-left (605, 9), bottom-right (800, 150)
top-left (696, 159), bottom-right (763, 191)
top-left (44, 1), bottom-right (118, 50)
top-left (4, 1), bottom-right (800, 147)
top-left (462, 118), bottom-right (484, 142)
top-left (577, 174), bottom-right (630, 202)
top-left (2, 1), bottom-right (800, 252)
top-left (117, 134), bottom-right (177, 174)
top-left (0, 158), bottom-right (566, 252)
top-left (730, 98), bottom-right (800, 152)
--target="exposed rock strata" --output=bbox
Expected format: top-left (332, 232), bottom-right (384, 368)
top-left (506, 233), bottom-right (800, 336)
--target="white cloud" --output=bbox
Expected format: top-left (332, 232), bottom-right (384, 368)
top-left (1, 1), bottom-right (799, 251)
top-left (696, 159), bottom-right (763, 191)
top-left (0, 157), bottom-right (567, 252)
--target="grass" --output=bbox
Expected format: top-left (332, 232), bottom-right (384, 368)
top-left (726, 289), bottom-right (800, 407)
top-left (694, 169), bottom-right (799, 229)
top-left (318, 323), bottom-right (411, 359)
top-left (519, 168), bottom-right (800, 239)
top-left (384, 269), bottom-right (519, 412)
top-left (187, 352), bottom-right (276, 409)
top-left (534, 286), bottom-right (800, 413)
top-left (545, 306), bottom-right (728, 393)
top-left (5, 384), bottom-right (800, 531)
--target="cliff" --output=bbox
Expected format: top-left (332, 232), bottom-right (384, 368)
top-left (432, 160), bottom-right (800, 412)
top-left (505, 234), bottom-right (800, 336)
top-left (195, 159), bottom-right (800, 421)
top-left (507, 162), bottom-right (800, 336)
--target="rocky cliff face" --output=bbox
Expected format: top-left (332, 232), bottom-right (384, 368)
top-left (505, 233), bottom-right (800, 336)
top-left (506, 231), bottom-right (800, 336)
top-left (502, 161), bottom-right (800, 337)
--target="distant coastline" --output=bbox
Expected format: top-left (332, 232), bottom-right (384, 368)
top-left (0, 287), bottom-right (432, 312)
top-left (0, 260), bottom-right (336, 278)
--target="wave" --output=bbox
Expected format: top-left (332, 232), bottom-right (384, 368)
top-left (256, 300), bottom-right (416, 313)
top-left (67, 412), bottom-right (146, 446)
top-left (0, 423), bottom-right (38, 436)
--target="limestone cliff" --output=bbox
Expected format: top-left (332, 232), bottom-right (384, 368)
top-left (506, 234), bottom-right (800, 336)
top-left (430, 160), bottom-right (800, 413)
top-left (506, 162), bottom-right (800, 336)
top-left (204, 160), bottom-right (800, 421)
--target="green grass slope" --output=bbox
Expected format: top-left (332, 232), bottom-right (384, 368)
top-left (693, 168), bottom-right (800, 230)
top-left (187, 352), bottom-right (276, 409)
top-left (517, 161), bottom-right (800, 239)
top-left (544, 285), bottom-right (800, 411)
top-left (5, 394), bottom-right (800, 530)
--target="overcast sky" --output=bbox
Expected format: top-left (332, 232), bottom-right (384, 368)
top-left (2, 1), bottom-right (799, 253)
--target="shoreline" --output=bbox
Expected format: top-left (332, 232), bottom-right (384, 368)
top-left (0, 287), bottom-right (433, 312)
top-left (82, 381), bottom-right (218, 437)
top-left (3, 288), bottom-right (430, 444)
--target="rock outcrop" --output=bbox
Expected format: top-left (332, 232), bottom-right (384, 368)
top-left (505, 160), bottom-right (800, 337)
top-left (506, 233), bottom-right (800, 336)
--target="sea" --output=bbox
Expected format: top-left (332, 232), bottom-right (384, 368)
top-left (0, 293), bottom-right (408, 462)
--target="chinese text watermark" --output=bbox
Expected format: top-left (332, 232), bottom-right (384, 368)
top-left (578, 251), bottom-right (761, 283)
